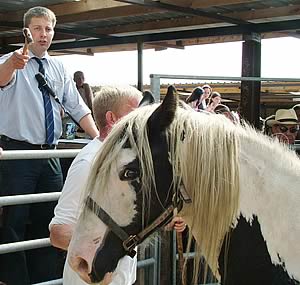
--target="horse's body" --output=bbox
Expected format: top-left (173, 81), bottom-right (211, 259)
top-left (216, 126), bottom-right (300, 284)
top-left (68, 87), bottom-right (300, 284)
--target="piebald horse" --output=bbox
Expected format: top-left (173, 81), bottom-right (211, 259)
top-left (68, 86), bottom-right (300, 284)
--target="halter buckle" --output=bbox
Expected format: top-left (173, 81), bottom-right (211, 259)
top-left (123, 235), bottom-right (138, 257)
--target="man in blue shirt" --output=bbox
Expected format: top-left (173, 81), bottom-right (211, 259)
top-left (0, 6), bottom-right (98, 284)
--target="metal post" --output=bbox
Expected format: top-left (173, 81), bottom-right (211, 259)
top-left (150, 74), bottom-right (161, 102)
top-left (240, 32), bottom-right (261, 128)
top-left (172, 230), bottom-right (177, 285)
top-left (137, 41), bottom-right (143, 91)
top-left (154, 235), bottom-right (160, 285)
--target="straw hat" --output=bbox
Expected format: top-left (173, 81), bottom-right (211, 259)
top-left (266, 109), bottom-right (299, 126)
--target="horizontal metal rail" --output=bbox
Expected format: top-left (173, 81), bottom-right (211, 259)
top-left (0, 192), bottom-right (61, 207)
top-left (33, 279), bottom-right (62, 285)
top-left (0, 148), bottom-right (161, 285)
top-left (150, 74), bottom-right (300, 82)
top-left (0, 149), bottom-right (80, 160)
top-left (137, 257), bottom-right (156, 268)
top-left (0, 238), bottom-right (51, 255)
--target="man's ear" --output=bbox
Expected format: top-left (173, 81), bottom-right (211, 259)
top-left (105, 111), bottom-right (118, 127)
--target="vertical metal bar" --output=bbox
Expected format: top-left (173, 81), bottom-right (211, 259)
top-left (137, 41), bottom-right (143, 91)
top-left (150, 74), bottom-right (161, 102)
top-left (154, 235), bottom-right (160, 285)
top-left (172, 230), bottom-right (177, 285)
top-left (240, 32), bottom-right (261, 128)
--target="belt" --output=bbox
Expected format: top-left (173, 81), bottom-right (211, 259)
top-left (0, 135), bottom-right (56, 150)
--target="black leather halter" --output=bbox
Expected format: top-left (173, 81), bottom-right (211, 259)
top-left (85, 184), bottom-right (191, 258)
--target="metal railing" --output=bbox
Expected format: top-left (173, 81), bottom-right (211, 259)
top-left (0, 149), bottom-right (161, 285)
top-left (150, 73), bottom-right (300, 102)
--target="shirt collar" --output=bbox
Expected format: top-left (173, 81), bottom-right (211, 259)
top-left (29, 50), bottom-right (50, 62)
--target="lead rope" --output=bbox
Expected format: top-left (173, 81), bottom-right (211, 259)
top-left (174, 208), bottom-right (186, 285)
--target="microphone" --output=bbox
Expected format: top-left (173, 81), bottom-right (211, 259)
top-left (35, 72), bottom-right (81, 128)
top-left (35, 73), bottom-right (59, 103)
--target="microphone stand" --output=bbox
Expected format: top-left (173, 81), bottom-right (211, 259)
top-left (35, 73), bottom-right (81, 128)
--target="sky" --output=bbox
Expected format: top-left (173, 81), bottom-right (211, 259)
top-left (58, 37), bottom-right (300, 87)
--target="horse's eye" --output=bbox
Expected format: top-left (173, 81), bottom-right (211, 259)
top-left (120, 169), bottom-right (138, 181)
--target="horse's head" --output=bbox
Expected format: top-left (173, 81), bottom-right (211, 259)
top-left (68, 86), bottom-right (180, 283)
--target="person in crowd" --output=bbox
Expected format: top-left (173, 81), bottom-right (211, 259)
top-left (200, 84), bottom-right (212, 110)
top-left (206, 91), bottom-right (221, 113)
top-left (73, 71), bottom-right (93, 112)
top-left (265, 108), bottom-right (299, 145)
top-left (50, 86), bottom-right (186, 284)
top-left (186, 86), bottom-right (204, 111)
top-left (215, 104), bottom-right (239, 124)
top-left (292, 104), bottom-right (300, 140)
top-left (0, 6), bottom-right (98, 283)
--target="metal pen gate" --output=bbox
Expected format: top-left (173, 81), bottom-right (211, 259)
top-left (0, 149), bottom-right (162, 285)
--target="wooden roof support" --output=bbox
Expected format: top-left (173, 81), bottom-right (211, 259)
top-left (89, 4), bottom-right (300, 37)
top-left (116, 0), bottom-right (251, 25)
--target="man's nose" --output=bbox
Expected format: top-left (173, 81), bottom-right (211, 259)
top-left (40, 29), bottom-right (47, 36)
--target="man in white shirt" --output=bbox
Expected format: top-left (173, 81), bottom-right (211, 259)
top-left (49, 86), bottom-right (143, 284)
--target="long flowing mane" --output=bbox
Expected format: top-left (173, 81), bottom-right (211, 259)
top-left (168, 109), bottom-right (240, 279)
top-left (81, 102), bottom-right (300, 282)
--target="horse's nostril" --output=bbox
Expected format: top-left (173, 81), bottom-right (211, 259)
top-left (78, 258), bottom-right (89, 272)
top-left (69, 256), bottom-right (92, 283)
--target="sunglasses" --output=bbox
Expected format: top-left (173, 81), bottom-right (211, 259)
top-left (276, 125), bottom-right (299, 133)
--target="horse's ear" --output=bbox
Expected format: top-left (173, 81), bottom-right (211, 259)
top-left (147, 85), bottom-right (177, 133)
top-left (139, 90), bottom-right (155, 107)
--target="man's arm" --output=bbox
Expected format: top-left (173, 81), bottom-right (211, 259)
top-left (83, 83), bottom-right (93, 112)
top-left (50, 224), bottom-right (74, 250)
top-left (49, 153), bottom-right (95, 251)
top-left (0, 50), bottom-right (29, 87)
top-left (79, 113), bottom-right (99, 138)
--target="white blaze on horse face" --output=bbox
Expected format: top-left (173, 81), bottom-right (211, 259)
top-left (68, 212), bottom-right (107, 283)
top-left (68, 148), bottom-right (138, 283)
top-left (98, 148), bottom-right (138, 226)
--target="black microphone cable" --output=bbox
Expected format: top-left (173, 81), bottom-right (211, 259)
top-left (35, 72), bottom-right (81, 128)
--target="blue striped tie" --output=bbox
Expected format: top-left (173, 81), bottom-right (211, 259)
top-left (33, 57), bottom-right (54, 145)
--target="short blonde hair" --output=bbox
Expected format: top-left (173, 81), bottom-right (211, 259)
top-left (23, 6), bottom-right (57, 28)
top-left (92, 86), bottom-right (142, 131)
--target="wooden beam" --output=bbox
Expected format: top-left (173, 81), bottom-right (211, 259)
top-left (53, 48), bottom-right (94, 56)
top-left (116, 0), bottom-right (250, 25)
top-left (151, 41), bottom-right (185, 50)
top-left (161, 0), bottom-right (258, 9)
top-left (190, 0), bottom-right (259, 9)
top-left (87, 4), bottom-right (300, 36)
top-left (1, 0), bottom-right (131, 21)
top-left (56, 6), bottom-right (159, 24)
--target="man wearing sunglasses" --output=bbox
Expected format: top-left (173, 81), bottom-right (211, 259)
top-left (266, 109), bottom-right (299, 145)
top-left (292, 104), bottom-right (300, 141)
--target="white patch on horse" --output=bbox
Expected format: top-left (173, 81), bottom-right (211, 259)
top-left (239, 136), bottom-right (300, 280)
top-left (68, 212), bottom-right (108, 277)
top-left (91, 148), bottom-right (138, 227)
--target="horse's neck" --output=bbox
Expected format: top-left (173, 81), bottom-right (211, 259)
top-left (239, 134), bottom-right (300, 280)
